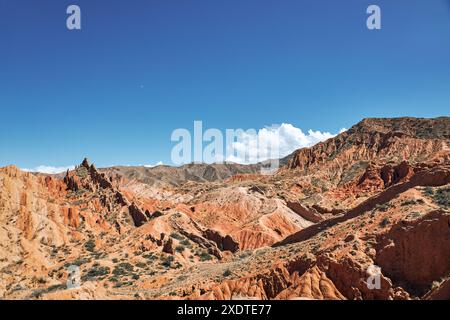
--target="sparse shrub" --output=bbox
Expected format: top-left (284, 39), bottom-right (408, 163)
top-left (239, 251), bottom-right (252, 259)
top-left (376, 203), bottom-right (390, 212)
top-left (223, 269), bottom-right (232, 277)
top-left (256, 248), bottom-right (268, 256)
top-left (175, 245), bottom-right (185, 253)
top-left (67, 257), bottom-right (90, 267)
top-left (83, 266), bottom-right (110, 280)
top-left (143, 253), bottom-right (158, 261)
top-left (113, 282), bottom-right (124, 288)
top-left (379, 218), bottom-right (390, 227)
top-left (177, 275), bottom-right (188, 281)
top-left (407, 212), bottom-right (421, 220)
top-left (424, 187), bottom-right (434, 197)
top-left (433, 187), bottom-right (450, 208)
top-left (90, 251), bottom-right (106, 259)
top-left (160, 255), bottom-right (174, 268)
top-left (180, 239), bottom-right (191, 246)
top-left (76, 166), bottom-right (89, 179)
top-left (33, 277), bottom-right (47, 284)
top-left (113, 262), bottom-right (134, 276)
top-left (401, 200), bottom-right (417, 206)
top-left (46, 284), bottom-right (65, 293)
top-left (170, 232), bottom-right (184, 240)
top-left (199, 251), bottom-right (213, 261)
top-left (84, 239), bottom-right (96, 252)
top-left (132, 274), bottom-right (140, 280)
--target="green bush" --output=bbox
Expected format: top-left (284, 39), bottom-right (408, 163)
top-left (401, 200), bottom-right (417, 206)
top-left (66, 257), bottom-right (90, 267)
top-left (170, 232), bottom-right (184, 240)
top-left (76, 166), bottom-right (89, 179)
top-left (199, 251), bottom-right (213, 261)
top-left (160, 255), bottom-right (174, 268)
top-left (379, 218), bottom-right (390, 227)
top-left (180, 239), bottom-right (191, 246)
top-left (424, 187), bottom-right (434, 196)
top-left (83, 266), bottom-right (110, 280)
top-left (223, 269), bottom-right (232, 277)
top-left (433, 187), bottom-right (450, 208)
top-left (112, 262), bottom-right (134, 276)
top-left (143, 253), bottom-right (158, 261)
top-left (84, 239), bottom-right (96, 252)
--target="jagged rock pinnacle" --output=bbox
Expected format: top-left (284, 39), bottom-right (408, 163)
top-left (81, 158), bottom-right (90, 169)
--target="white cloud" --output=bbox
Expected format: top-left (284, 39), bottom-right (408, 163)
top-left (143, 161), bottom-right (164, 168)
top-left (225, 123), bottom-right (346, 164)
top-left (22, 165), bottom-right (75, 174)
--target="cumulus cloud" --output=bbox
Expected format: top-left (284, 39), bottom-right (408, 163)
top-left (22, 165), bottom-right (75, 174)
top-left (225, 123), bottom-right (346, 164)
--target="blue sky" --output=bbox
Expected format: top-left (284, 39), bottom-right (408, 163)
top-left (1, 0), bottom-right (449, 169)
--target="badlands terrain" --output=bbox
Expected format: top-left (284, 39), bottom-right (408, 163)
top-left (0, 117), bottom-right (449, 300)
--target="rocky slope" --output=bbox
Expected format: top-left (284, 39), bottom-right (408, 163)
top-left (99, 163), bottom-right (263, 188)
top-left (0, 117), bottom-right (449, 300)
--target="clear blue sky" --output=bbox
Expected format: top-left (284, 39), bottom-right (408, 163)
top-left (1, 0), bottom-right (449, 168)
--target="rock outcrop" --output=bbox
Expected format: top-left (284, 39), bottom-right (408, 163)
top-left (376, 210), bottom-right (450, 295)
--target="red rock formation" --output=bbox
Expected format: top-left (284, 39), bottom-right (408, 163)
top-left (376, 210), bottom-right (450, 294)
top-left (276, 163), bottom-right (450, 247)
top-left (286, 201), bottom-right (323, 223)
top-left (203, 229), bottom-right (239, 253)
top-left (128, 203), bottom-right (148, 227)
top-left (162, 236), bottom-right (174, 254)
top-left (1, 117), bottom-right (449, 300)
top-left (275, 266), bottom-right (345, 300)
top-left (62, 207), bottom-right (80, 228)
